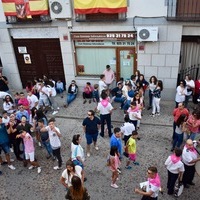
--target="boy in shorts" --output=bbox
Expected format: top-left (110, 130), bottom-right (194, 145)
top-left (16, 130), bottom-right (41, 173)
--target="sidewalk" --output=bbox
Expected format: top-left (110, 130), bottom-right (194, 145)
top-left (50, 92), bottom-right (175, 127)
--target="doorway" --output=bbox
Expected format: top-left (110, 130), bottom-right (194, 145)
top-left (116, 47), bottom-right (137, 81)
top-left (12, 38), bottom-right (66, 88)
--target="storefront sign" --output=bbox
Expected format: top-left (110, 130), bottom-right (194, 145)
top-left (72, 32), bottom-right (136, 41)
top-left (75, 40), bottom-right (135, 47)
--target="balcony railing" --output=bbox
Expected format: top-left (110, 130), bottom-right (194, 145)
top-left (167, 0), bottom-right (200, 21)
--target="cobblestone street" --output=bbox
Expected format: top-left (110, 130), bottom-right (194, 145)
top-left (0, 95), bottom-right (200, 200)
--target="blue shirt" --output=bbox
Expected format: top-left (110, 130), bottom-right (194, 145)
top-left (0, 123), bottom-right (9, 144)
top-left (110, 134), bottom-right (122, 156)
top-left (16, 110), bottom-right (29, 121)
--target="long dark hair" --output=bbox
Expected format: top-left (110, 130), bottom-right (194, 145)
top-left (36, 109), bottom-right (47, 122)
top-left (176, 114), bottom-right (186, 127)
top-left (65, 160), bottom-right (75, 176)
top-left (110, 146), bottom-right (118, 156)
top-left (72, 134), bottom-right (80, 145)
top-left (4, 95), bottom-right (14, 104)
top-left (70, 176), bottom-right (84, 200)
top-left (157, 80), bottom-right (163, 91)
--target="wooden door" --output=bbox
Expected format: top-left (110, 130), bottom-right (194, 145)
top-left (12, 38), bottom-right (66, 88)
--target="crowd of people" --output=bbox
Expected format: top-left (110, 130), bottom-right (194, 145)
top-left (0, 67), bottom-right (200, 199)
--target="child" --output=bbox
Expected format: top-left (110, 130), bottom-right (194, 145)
top-left (92, 84), bottom-right (99, 103)
top-left (16, 130), bottom-right (41, 174)
top-left (127, 101), bottom-right (142, 129)
top-left (56, 79), bottom-right (64, 98)
top-left (150, 80), bottom-right (163, 117)
top-left (171, 114), bottom-right (186, 151)
top-left (165, 148), bottom-right (184, 195)
top-left (121, 114), bottom-right (135, 146)
top-left (2, 111), bottom-right (10, 126)
top-left (108, 146), bottom-right (121, 189)
top-left (14, 92), bottom-right (20, 107)
top-left (125, 131), bottom-right (139, 169)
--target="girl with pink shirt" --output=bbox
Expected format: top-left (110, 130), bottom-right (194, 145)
top-left (186, 110), bottom-right (200, 140)
top-left (17, 130), bottom-right (41, 173)
top-left (108, 146), bottom-right (121, 189)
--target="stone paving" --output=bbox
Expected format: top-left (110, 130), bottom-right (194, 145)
top-left (0, 92), bottom-right (200, 200)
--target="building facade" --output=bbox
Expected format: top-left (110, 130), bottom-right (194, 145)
top-left (0, 0), bottom-right (200, 100)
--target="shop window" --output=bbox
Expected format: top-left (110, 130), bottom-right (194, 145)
top-left (76, 48), bottom-right (116, 75)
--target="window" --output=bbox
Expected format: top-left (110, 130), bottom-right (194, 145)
top-left (76, 48), bottom-right (116, 75)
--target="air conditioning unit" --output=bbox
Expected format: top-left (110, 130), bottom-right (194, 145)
top-left (49, 0), bottom-right (72, 19)
top-left (137, 27), bottom-right (158, 42)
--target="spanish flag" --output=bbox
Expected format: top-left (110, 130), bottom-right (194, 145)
top-left (74, 0), bottom-right (127, 14)
top-left (2, 0), bottom-right (49, 18)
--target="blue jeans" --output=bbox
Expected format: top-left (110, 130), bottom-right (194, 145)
top-left (123, 100), bottom-right (131, 111)
top-left (149, 90), bottom-right (153, 107)
top-left (172, 132), bottom-right (183, 149)
top-left (42, 140), bottom-right (52, 156)
top-left (188, 132), bottom-right (197, 141)
top-left (56, 88), bottom-right (64, 95)
top-left (114, 97), bottom-right (126, 107)
top-left (67, 94), bottom-right (76, 105)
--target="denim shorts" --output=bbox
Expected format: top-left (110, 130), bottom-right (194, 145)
top-left (85, 133), bottom-right (98, 145)
top-left (72, 159), bottom-right (84, 169)
top-left (0, 143), bottom-right (10, 154)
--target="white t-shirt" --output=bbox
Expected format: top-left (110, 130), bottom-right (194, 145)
top-left (46, 126), bottom-right (61, 149)
top-left (182, 146), bottom-right (198, 166)
top-left (121, 122), bottom-right (135, 136)
top-left (97, 102), bottom-right (113, 115)
top-left (39, 86), bottom-right (49, 99)
top-left (98, 80), bottom-right (107, 95)
top-left (27, 94), bottom-right (39, 109)
top-left (146, 181), bottom-right (160, 198)
top-left (2, 116), bottom-right (10, 125)
top-left (165, 156), bottom-right (185, 174)
top-left (3, 102), bottom-right (14, 114)
top-left (127, 108), bottom-right (142, 121)
top-left (47, 85), bottom-right (57, 97)
top-left (71, 143), bottom-right (85, 162)
top-left (185, 79), bottom-right (195, 96)
top-left (175, 86), bottom-right (187, 103)
top-left (61, 166), bottom-right (82, 187)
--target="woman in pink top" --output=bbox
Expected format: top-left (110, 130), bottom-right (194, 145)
top-left (186, 110), bottom-right (200, 140)
top-left (108, 146), bottom-right (120, 189)
top-left (16, 130), bottom-right (41, 173)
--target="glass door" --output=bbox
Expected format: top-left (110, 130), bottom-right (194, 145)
top-left (117, 48), bottom-right (135, 81)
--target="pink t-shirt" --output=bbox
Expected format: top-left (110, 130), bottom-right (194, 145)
top-left (18, 98), bottom-right (30, 114)
top-left (187, 115), bottom-right (200, 133)
top-left (103, 69), bottom-right (115, 84)
top-left (23, 133), bottom-right (35, 153)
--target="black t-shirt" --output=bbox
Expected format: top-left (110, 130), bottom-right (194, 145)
top-left (16, 123), bottom-right (33, 135)
top-left (82, 116), bottom-right (101, 134)
top-left (0, 76), bottom-right (9, 91)
top-left (111, 87), bottom-right (123, 98)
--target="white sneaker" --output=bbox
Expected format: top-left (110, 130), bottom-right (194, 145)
top-left (95, 146), bottom-right (99, 151)
top-left (87, 152), bottom-right (90, 157)
top-left (53, 166), bottom-right (61, 170)
top-left (38, 142), bottom-right (42, 147)
top-left (8, 165), bottom-right (16, 170)
top-left (10, 158), bottom-right (14, 162)
top-left (28, 165), bottom-right (34, 170)
top-left (111, 183), bottom-right (119, 188)
top-left (37, 167), bottom-right (41, 174)
top-left (10, 148), bottom-right (14, 153)
top-left (52, 111), bottom-right (58, 115)
top-left (57, 107), bottom-right (60, 110)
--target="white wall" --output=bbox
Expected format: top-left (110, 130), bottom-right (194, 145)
top-left (128, 0), bottom-right (167, 18)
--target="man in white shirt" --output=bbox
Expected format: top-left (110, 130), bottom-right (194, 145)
top-left (27, 91), bottom-right (39, 110)
top-left (41, 118), bottom-right (62, 170)
top-left (185, 75), bottom-right (195, 108)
